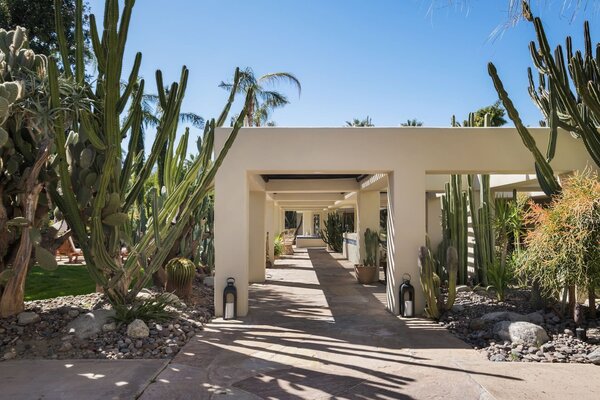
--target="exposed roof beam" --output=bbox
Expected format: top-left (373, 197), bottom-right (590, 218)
top-left (271, 193), bottom-right (345, 201)
top-left (266, 178), bottom-right (360, 193)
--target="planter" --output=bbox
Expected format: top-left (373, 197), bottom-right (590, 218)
top-left (354, 265), bottom-right (378, 284)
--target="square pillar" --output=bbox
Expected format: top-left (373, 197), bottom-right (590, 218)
top-left (265, 199), bottom-right (275, 264)
top-left (386, 170), bottom-right (426, 315)
top-left (357, 190), bottom-right (381, 263)
top-left (303, 211), bottom-right (314, 235)
top-left (249, 191), bottom-right (266, 283)
top-left (215, 172), bottom-right (248, 317)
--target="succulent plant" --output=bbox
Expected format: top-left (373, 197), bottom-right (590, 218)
top-left (363, 228), bottom-right (379, 267)
top-left (48, 0), bottom-right (254, 305)
top-left (419, 243), bottom-right (458, 319)
top-left (165, 257), bottom-right (196, 298)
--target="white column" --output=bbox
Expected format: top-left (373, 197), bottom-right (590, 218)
top-left (215, 172), bottom-right (248, 317)
top-left (265, 199), bottom-right (275, 264)
top-left (386, 170), bottom-right (426, 315)
top-left (249, 191), bottom-right (266, 283)
top-left (357, 190), bottom-right (381, 263)
top-left (303, 211), bottom-right (314, 235)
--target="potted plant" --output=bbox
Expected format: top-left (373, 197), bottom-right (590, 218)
top-left (355, 228), bottom-right (379, 284)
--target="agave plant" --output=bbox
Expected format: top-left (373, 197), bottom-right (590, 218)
top-left (48, 0), bottom-right (252, 304)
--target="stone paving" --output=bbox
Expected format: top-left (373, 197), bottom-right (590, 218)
top-left (140, 248), bottom-right (600, 399)
top-left (3, 248), bottom-right (599, 399)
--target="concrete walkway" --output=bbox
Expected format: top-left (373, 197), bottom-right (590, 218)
top-left (4, 249), bottom-right (597, 399)
top-left (140, 248), bottom-right (600, 399)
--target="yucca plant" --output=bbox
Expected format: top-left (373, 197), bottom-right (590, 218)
top-left (48, 0), bottom-right (252, 305)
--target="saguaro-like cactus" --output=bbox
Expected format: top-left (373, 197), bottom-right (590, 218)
top-left (419, 244), bottom-right (458, 319)
top-left (441, 175), bottom-right (468, 284)
top-left (363, 228), bottom-right (379, 267)
top-left (49, 0), bottom-right (253, 304)
top-left (467, 174), bottom-right (494, 286)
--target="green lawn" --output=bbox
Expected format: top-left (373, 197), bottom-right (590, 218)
top-left (25, 264), bottom-right (96, 301)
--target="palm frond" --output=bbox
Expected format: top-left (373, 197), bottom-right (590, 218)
top-left (258, 72), bottom-right (301, 96)
top-left (179, 112), bottom-right (205, 129)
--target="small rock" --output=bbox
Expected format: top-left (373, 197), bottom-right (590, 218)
top-left (17, 312), bottom-right (40, 325)
top-left (59, 342), bottom-right (73, 352)
top-left (67, 309), bottom-right (80, 318)
top-left (3, 350), bottom-right (17, 360)
top-left (564, 329), bottom-right (574, 336)
top-left (203, 277), bottom-right (214, 287)
top-left (127, 319), bottom-right (149, 339)
top-left (102, 322), bottom-right (117, 332)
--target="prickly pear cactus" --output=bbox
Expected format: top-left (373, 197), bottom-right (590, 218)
top-left (165, 257), bottom-right (196, 298)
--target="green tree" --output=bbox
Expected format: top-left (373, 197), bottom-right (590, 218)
top-left (219, 67), bottom-right (301, 127)
top-left (345, 116), bottom-right (374, 127)
top-left (401, 118), bottom-right (423, 126)
top-left (471, 101), bottom-right (507, 127)
top-left (0, 0), bottom-right (90, 62)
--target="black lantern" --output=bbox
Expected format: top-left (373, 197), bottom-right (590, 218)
top-left (399, 273), bottom-right (415, 318)
top-left (223, 277), bottom-right (237, 320)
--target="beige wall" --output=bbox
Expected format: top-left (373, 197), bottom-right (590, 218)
top-left (214, 127), bottom-right (594, 317)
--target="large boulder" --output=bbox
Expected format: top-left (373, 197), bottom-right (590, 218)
top-left (493, 321), bottom-right (549, 346)
top-left (66, 310), bottom-right (115, 340)
top-left (127, 319), bottom-right (149, 338)
top-left (587, 348), bottom-right (600, 365)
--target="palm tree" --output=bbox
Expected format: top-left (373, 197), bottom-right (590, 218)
top-left (401, 118), bottom-right (423, 127)
top-left (345, 116), bottom-right (374, 127)
top-left (219, 67), bottom-right (301, 127)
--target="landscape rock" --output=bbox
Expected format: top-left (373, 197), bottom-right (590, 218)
top-left (494, 321), bottom-right (550, 346)
top-left (127, 319), bottom-right (149, 338)
top-left (203, 277), bottom-right (214, 287)
top-left (456, 285), bottom-right (470, 293)
top-left (102, 322), bottom-right (117, 332)
top-left (587, 348), bottom-right (600, 365)
top-left (66, 309), bottom-right (115, 340)
top-left (481, 311), bottom-right (528, 323)
top-left (17, 311), bottom-right (40, 325)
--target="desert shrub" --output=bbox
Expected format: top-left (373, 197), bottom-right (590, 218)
top-left (519, 170), bottom-right (600, 316)
top-left (111, 294), bottom-right (177, 324)
top-left (274, 234), bottom-right (284, 257)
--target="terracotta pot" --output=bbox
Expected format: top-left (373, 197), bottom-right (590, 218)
top-left (354, 264), bottom-right (378, 284)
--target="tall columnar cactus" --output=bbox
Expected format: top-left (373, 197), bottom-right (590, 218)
top-left (320, 212), bottom-right (343, 253)
top-left (486, 1), bottom-right (600, 195)
top-left (363, 228), bottom-right (379, 267)
top-left (441, 175), bottom-right (468, 284)
top-left (165, 257), bottom-right (196, 298)
top-left (467, 174), bottom-right (494, 286)
top-left (419, 244), bottom-right (458, 319)
top-left (48, 0), bottom-right (253, 304)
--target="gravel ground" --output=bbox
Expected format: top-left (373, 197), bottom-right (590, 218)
top-left (1, 279), bottom-right (214, 361)
top-left (439, 288), bottom-right (600, 363)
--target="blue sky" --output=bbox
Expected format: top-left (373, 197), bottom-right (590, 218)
top-left (88, 0), bottom-right (595, 130)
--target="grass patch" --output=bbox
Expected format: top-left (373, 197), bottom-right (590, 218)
top-left (25, 264), bottom-right (95, 301)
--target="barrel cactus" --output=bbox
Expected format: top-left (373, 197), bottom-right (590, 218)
top-left (165, 258), bottom-right (196, 298)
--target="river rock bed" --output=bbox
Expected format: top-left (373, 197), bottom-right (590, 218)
top-left (439, 288), bottom-right (600, 364)
top-left (1, 283), bottom-right (214, 361)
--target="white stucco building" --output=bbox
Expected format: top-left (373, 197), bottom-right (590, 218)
top-left (213, 127), bottom-right (594, 317)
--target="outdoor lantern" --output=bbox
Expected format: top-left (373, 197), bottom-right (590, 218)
top-left (399, 273), bottom-right (415, 318)
top-left (223, 277), bottom-right (237, 320)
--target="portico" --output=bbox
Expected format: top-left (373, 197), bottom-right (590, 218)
top-left (214, 127), bottom-right (593, 317)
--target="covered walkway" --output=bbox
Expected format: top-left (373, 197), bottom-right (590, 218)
top-left (141, 249), bottom-right (600, 399)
